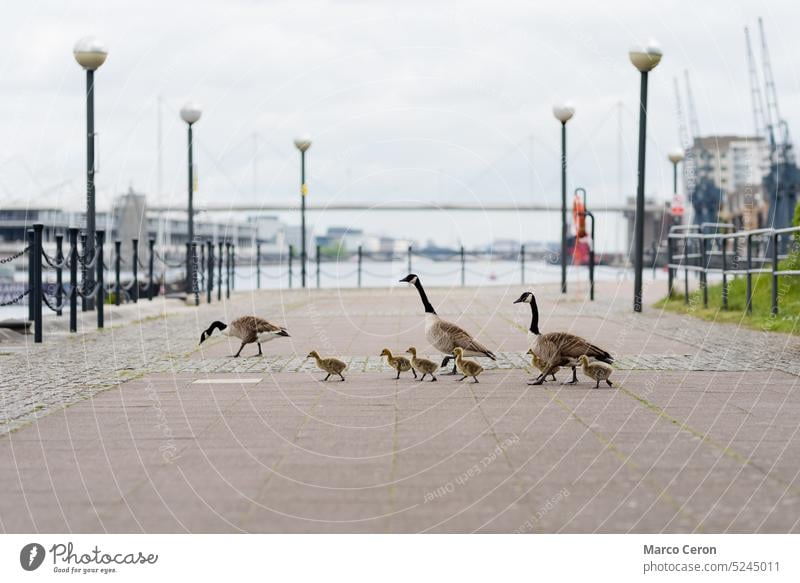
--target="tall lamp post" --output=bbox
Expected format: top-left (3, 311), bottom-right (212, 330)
top-left (629, 40), bottom-right (663, 313)
top-left (73, 36), bottom-right (108, 309)
top-left (294, 136), bottom-right (312, 288)
top-left (553, 103), bottom-right (575, 294)
top-left (180, 103), bottom-right (202, 294)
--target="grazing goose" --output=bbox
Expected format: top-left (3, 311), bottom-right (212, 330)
top-left (380, 348), bottom-right (416, 380)
top-left (513, 291), bottom-right (613, 385)
top-left (453, 347), bottom-right (484, 383)
top-left (199, 316), bottom-right (290, 357)
top-left (406, 347), bottom-right (438, 382)
top-left (400, 273), bottom-right (496, 374)
top-left (579, 355), bottom-right (614, 388)
top-left (307, 351), bottom-right (347, 382)
top-left (526, 348), bottom-right (558, 382)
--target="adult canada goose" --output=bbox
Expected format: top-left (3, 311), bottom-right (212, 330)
top-left (307, 351), bottom-right (347, 381)
top-left (453, 347), bottom-right (484, 383)
top-left (406, 347), bottom-right (439, 382)
top-left (380, 348), bottom-right (416, 380)
top-left (400, 273), bottom-right (496, 373)
top-left (199, 316), bottom-right (290, 358)
top-left (579, 354), bottom-right (614, 388)
top-left (513, 291), bottom-right (613, 385)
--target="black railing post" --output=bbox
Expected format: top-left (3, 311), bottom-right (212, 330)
top-left (357, 245), bottom-right (362, 288)
top-left (195, 241), bottom-right (206, 293)
top-left (316, 244), bottom-right (321, 289)
top-left (520, 244), bottom-right (525, 285)
top-left (667, 236), bottom-right (674, 297)
top-left (68, 228), bottom-right (78, 333)
top-left (771, 232), bottom-right (779, 316)
top-left (191, 240), bottom-right (199, 306)
top-left (587, 212), bottom-right (595, 302)
top-left (225, 241), bottom-right (231, 299)
top-left (185, 242), bottom-right (191, 294)
top-left (684, 236), bottom-right (689, 304)
top-left (96, 230), bottom-right (104, 329)
top-left (460, 246), bottom-right (465, 287)
top-left (288, 245), bottom-right (294, 289)
top-left (217, 241), bottom-right (223, 302)
top-left (33, 224), bottom-right (43, 343)
top-left (256, 241), bottom-right (261, 290)
top-left (27, 228), bottom-right (34, 322)
top-left (231, 244), bottom-right (236, 291)
top-left (207, 240), bottom-right (213, 304)
top-left (80, 233), bottom-right (88, 312)
top-left (700, 235), bottom-right (708, 309)
top-left (721, 235), bottom-right (728, 310)
top-left (407, 245), bottom-right (412, 273)
top-left (132, 238), bottom-right (139, 303)
top-left (114, 240), bottom-right (121, 306)
top-left (55, 234), bottom-right (63, 317)
top-left (746, 233), bottom-right (753, 314)
top-left (148, 239), bottom-right (155, 302)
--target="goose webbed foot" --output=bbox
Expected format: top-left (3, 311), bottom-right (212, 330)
top-left (528, 372), bottom-right (546, 386)
top-left (561, 367), bottom-right (579, 385)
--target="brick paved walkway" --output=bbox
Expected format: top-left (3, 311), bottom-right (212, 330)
top-left (1, 281), bottom-right (799, 532)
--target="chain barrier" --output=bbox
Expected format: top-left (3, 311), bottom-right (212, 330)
top-left (319, 268), bottom-right (359, 279)
top-left (77, 247), bottom-right (101, 270)
top-left (0, 288), bottom-right (29, 307)
top-left (76, 281), bottom-right (103, 299)
top-left (153, 249), bottom-right (186, 269)
top-left (41, 248), bottom-right (68, 270)
top-left (0, 246), bottom-right (29, 265)
top-left (42, 292), bottom-right (68, 313)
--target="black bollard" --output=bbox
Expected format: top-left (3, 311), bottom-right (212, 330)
top-left (96, 230), bottom-right (104, 329)
top-left (69, 228), bottom-right (78, 333)
top-left (460, 246), bottom-right (465, 287)
top-left (520, 244), bottom-right (525, 285)
top-left (217, 241), bottom-right (223, 302)
top-left (27, 228), bottom-right (34, 322)
top-left (316, 244), bottom-right (321, 289)
top-left (225, 242), bottom-right (231, 299)
top-left (288, 245), bottom-right (294, 289)
top-left (55, 234), bottom-right (63, 317)
top-left (114, 240), bottom-right (121, 306)
top-left (148, 239), bottom-right (155, 301)
top-left (132, 239), bottom-right (139, 303)
top-left (207, 240), bottom-right (214, 304)
top-left (256, 241), bottom-right (261, 290)
top-left (33, 224), bottom-right (43, 343)
top-left (191, 241), bottom-right (199, 306)
top-left (357, 245), bottom-right (362, 288)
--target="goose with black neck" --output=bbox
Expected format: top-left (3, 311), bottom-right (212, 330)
top-left (400, 273), bottom-right (496, 374)
top-left (513, 291), bottom-right (613, 385)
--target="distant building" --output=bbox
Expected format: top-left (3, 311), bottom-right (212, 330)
top-left (690, 135), bottom-right (768, 229)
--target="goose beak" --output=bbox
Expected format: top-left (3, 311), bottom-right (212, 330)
top-left (512, 296), bottom-right (524, 304)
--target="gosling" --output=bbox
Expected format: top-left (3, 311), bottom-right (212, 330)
top-left (579, 354), bottom-right (614, 388)
top-left (307, 350), bottom-right (347, 382)
top-left (406, 347), bottom-right (438, 382)
top-left (380, 348), bottom-right (416, 380)
top-left (526, 348), bottom-right (558, 382)
top-left (453, 347), bottom-right (484, 383)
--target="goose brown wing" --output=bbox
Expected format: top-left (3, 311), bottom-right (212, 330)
top-left (437, 319), bottom-right (497, 360)
top-left (542, 332), bottom-right (613, 363)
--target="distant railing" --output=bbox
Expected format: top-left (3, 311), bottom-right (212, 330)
top-left (667, 223), bottom-right (800, 315)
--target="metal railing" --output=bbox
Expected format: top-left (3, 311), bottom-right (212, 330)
top-left (667, 223), bottom-right (800, 315)
top-left (15, 223), bottom-right (240, 344)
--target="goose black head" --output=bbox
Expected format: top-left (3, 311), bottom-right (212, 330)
top-left (199, 320), bottom-right (227, 344)
top-left (399, 273), bottom-right (419, 285)
top-left (513, 291), bottom-right (534, 304)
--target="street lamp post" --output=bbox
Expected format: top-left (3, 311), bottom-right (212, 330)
top-left (73, 36), bottom-right (108, 309)
top-left (553, 103), bottom-right (575, 294)
top-left (294, 136), bottom-right (312, 288)
top-left (629, 40), bottom-right (663, 313)
top-left (180, 103), bottom-right (202, 295)
top-left (668, 150), bottom-right (684, 196)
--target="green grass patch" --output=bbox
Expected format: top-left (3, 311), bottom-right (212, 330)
top-left (655, 260), bottom-right (800, 335)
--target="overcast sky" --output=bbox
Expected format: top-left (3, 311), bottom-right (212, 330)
top-left (1, 0), bottom-right (798, 249)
